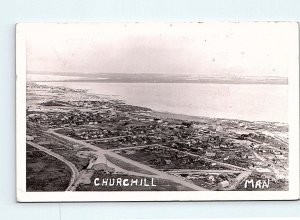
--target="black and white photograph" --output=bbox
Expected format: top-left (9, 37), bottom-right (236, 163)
top-left (16, 23), bottom-right (299, 201)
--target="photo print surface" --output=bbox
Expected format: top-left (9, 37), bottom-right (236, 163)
top-left (16, 23), bottom-right (299, 201)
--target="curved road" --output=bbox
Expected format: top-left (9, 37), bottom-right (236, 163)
top-left (27, 141), bottom-right (79, 191)
top-left (47, 129), bottom-right (208, 191)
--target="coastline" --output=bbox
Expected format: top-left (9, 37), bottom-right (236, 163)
top-left (26, 82), bottom-right (290, 192)
top-left (151, 111), bottom-right (288, 126)
top-left (28, 81), bottom-right (288, 126)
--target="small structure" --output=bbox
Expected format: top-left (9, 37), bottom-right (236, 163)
top-left (253, 168), bottom-right (271, 174)
top-left (26, 135), bottom-right (34, 141)
top-left (164, 159), bottom-right (172, 165)
top-left (216, 125), bottom-right (224, 132)
top-left (92, 163), bottom-right (115, 174)
top-left (218, 180), bottom-right (230, 189)
top-left (208, 175), bottom-right (215, 182)
top-left (205, 151), bottom-right (216, 157)
top-left (223, 156), bottom-right (230, 161)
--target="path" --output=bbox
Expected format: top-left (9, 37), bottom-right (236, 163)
top-left (47, 129), bottom-right (208, 191)
top-left (85, 136), bottom-right (126, 142)
top-left (27, 141), bottom-right (79, 191)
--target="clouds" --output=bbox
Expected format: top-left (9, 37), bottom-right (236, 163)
top-left (26, 23), bottom-right (297, 77)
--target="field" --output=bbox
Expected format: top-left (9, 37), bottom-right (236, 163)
top-left (116, 146), bottom-right (228, 170)
top-left (26, 145), bottom-right (72, 191)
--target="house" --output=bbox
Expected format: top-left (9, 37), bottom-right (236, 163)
top-left (218, 180), bottom-right (230, 189)
top-left (73, 144), bottom-right (80, 150)
top-left (92, 163), bottom-right (115, 174)
top-left (26, 135), bottom-right (34, 141)
top-left (205, 151), bottom-right (216, 157)
top-left (164, 159), bottom-right (172, 165)
top-left (216, 125), bottom-right (224, 132)
top-left (220, 144), bottom-right (227, 148)
top-left (275, 155), bottom-right (286, 160)
top-left (248, 155), bottom-right (255, 159)
top-left (37, 141), bottom-right (51, 145)
top-left (241, 153), bottom-right (254, 159)
top-left (223, 156), bottom-right (230, 161)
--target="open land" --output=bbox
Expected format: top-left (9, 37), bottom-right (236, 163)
top-left (26, 144), bottom-right (72, 191)
top-left (26, 83), bottom-right (289, 191)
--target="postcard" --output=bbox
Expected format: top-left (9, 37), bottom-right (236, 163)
top-left (16, 23), bottom-right (299, 201)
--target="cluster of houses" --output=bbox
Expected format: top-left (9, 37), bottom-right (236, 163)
top-left (121, 145), bottom-right (223, 170)
top-left (27, 96), bottom-right (288, 178)
top-left (184, 172), bottom-right (236, 190)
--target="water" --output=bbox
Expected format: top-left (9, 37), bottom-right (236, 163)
top-left (35, 81), bottom-right (288, 123)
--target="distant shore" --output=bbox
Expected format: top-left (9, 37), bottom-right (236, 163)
top-left (151, 111), bottom-right (210, 123)
top-left (29, 82), bottom-right (288, 126)
top-left (151, 111), bottom-right (287, 126)
top-left (27, 72), bottom-right (289, 85)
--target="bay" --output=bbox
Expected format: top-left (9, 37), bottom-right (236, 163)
top-left (35, 81), bottom-right (288, 123)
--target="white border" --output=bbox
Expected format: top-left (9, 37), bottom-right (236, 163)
top-left (16, 23), bottom-right (299, 202)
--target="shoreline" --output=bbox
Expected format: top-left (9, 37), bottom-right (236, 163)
top-left (151, 111), bottom-right (287, 126)
top-left (28, 82), bottom-right (288, 126)
top-left (28, 79), bottom-right (289, 85)
top-left (26, 82), bottom-right (290, 192)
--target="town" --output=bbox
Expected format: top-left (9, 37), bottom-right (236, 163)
top-left (26, 83), bottom-right (289, 191)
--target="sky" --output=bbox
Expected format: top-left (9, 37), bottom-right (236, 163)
top-left (25, 23), bottom-right (298, 77)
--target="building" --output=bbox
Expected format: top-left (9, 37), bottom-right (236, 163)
top-left (223, 156), bottom-right (230, 161)
top-left (205, 151), bottom-right (216, 157)
top-left (26, 135), bottom-right (34, 141)
top-left (216, 125), bottom-right (224, 132)
top-left (218, 180), bottom-right (230, 189)
top-left (164, 159), bottom-right (172, 165)
top-left (92, 163), bottom-right (115, 174)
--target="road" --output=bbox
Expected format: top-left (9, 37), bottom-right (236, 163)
top-left (155, 144), bottom-right (248, 171)
top-left (27, 141), bottom-right (79, 191)
top-left (110, 144), bottom-right (159, 151)
top-left (236, 139), bottom-right (267, 164)
top-left (111, 142), bottom-right (248, 171)
top-left (85, 136), bottom-right (126, 142)
top-left (273, 135), bottom-right (288, 145)
top-left (262, 144), bottom-right (287, 154)
top-left (240, 140), bottom-right (282, 175)
top-left (247, 137), bottom-right (287, 154)
top-left (47, 129), bottom-right (208, 191)
top-left (251, 150), bottom-right (266, 163)
top-left (167, 169), bottom-right (244, 174)
top-left (224, 171), bottom-right (252, 190)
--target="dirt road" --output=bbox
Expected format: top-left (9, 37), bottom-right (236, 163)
top-left (47, 129), bottom-right (208, 191)
top-left (27, 141), bottom-right (79, 191)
